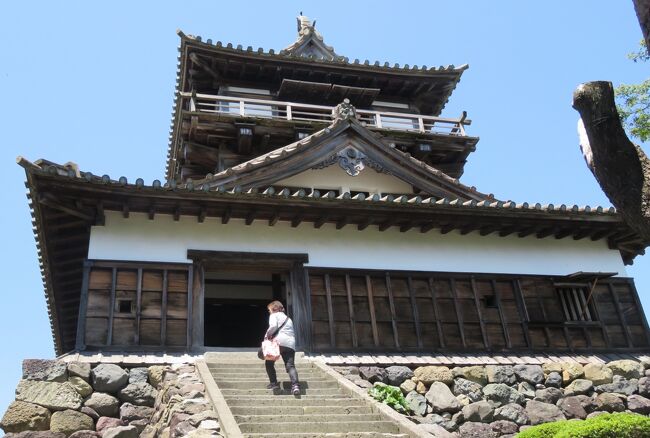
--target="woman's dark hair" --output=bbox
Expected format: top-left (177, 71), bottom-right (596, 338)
top-left (267, 300), bottom-right (284, 312)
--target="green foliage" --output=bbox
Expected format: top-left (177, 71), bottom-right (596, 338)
top-left (517, 413), bottom-right (650, 438)
top-left (368, 382), bottom-right (411, 414)
top-left (616, 40), bottom-right (650, 142)
top-left (517, 421), bottom-right (569, 438)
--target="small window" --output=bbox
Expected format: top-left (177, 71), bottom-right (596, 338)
top-left (484, 295), bottom-right (498, 309)
top-left (556, 286), bottom-right (596, 321)
top-left (118, 300), bottom-right (133, 314)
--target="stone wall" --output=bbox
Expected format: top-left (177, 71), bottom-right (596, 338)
top-left (333, 358), bottom-right (650, 437)
top-left (0, 360), bottom-right (221, 438)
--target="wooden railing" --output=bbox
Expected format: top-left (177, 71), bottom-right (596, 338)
top-left (182, 92), bottom-right (470, 136)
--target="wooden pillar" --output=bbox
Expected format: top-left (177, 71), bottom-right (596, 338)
top-left (291, 263), bottom-right (312, 351)
top-left (74, 262), bottom-right (92, 351)
top-left (134, 268), bottom-right (143, 346)
top-left (191, 263), bottom-right (205, 350)
top-left (186, 265), bottom-right (194, 349)
top-left (106, 268), bottom-right (117, 346)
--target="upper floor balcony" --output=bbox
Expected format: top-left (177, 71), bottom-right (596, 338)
top-left (183, 92), bottom-right (471, 137)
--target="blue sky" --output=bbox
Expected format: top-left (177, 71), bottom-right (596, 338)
top-left (0, 1), bottom-right (647, 427)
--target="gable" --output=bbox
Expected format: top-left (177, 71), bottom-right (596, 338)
top-left (275, 164), bottom-right (414, 195)
top-left (195, 107), bottom-right (494, 202)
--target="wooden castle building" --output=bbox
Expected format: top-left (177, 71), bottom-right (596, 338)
top-left (19, 16), bottom-right (650, 358)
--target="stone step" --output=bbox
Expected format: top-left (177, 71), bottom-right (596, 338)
top-left (234, 413), bottom-right (385, 424)
top-left (244, 433), bottom-right (409, 438)
top-left (212, 375), bottom-right (325, 382)
top-left (225, 397), bottom-right (365, 407)
top-left (216, 380), bottom-right (338, 390)
top-left (229, 405), bottom-right (376, 416)
top-left (208, 364), bottom-right (316, 372)
top-left (238, 420), bottom-right (401, 434)
top-left (220, 387), bottom-right (344, 396)
top-left (210, 369), bottom-right (322, 377)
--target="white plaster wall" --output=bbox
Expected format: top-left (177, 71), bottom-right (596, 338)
top-left (275, 165), bottom-right (413, 194)
top-left (88, 211), bottom-right (627, 277)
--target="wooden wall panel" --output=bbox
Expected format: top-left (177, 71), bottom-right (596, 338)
top-left (306, 269), bottom-right (649, 353)
top-left (112, 318), bottom-right (136, 345)
top-left (140, 320), bottom-right (161, 345)
top-left (85, 317), bottom-right (108, 345)
top-left (81, 262), bottom-right (191, 349)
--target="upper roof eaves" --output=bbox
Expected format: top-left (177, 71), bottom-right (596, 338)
top-left (176, 29), bottom-right (469, 77)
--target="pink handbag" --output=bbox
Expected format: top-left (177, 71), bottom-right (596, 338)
top-left (261, 338), bottom-right (281, 361)
top-left (260, 315), bottom-right (289, 361)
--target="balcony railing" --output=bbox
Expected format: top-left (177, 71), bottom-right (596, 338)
top-left (182, 92), bottom-right (469, 136)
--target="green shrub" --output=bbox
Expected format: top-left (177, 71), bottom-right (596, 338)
top-left (517, 413), bottom-right (650, 438)
top-left (517, 421), bottom-right (569, 438)
top-left (368, 382), bottom-right (411, 414)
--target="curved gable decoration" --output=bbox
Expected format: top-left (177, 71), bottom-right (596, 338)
top-left (194, 103), bottom-right (494, 202)
top-left (281, 14), bottom-right (338, 61)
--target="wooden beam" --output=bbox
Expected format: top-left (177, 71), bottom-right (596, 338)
top-left (161, 270), bottom-right (168, 346)
top-left (517, 227), bottom-right (536, 238)
top-left (399, 222), bottom-right (414, 233)
top-left (536, 227), bottom-right (557, 239)
top-left (573, 229), bottom-right (593, 240)
top-left (385, 273), bottom-right (400, 348)
top-left (479, 225), bottom-right (499, 236)
top-left (245, 210), bottom-right (256, 225)
top-left (555, 228), bottom-right (574, 239)
top-left (269, 212), bottom-right (280, 226)
top-left (106, 268), bottom-right (117, 346)
top-left (358, 217), bottom-right (373, 231)
top-left (608, 282), bottom-right (634, 348)
top-left (498, 227), bottom-right (517, 237)
top-left (148, 207), bottom-right (155, 221)
top-left (324, 274), bottom-right (336, 348)
top-left (378, 220), bottom-right (394, 232)
top-left (222, 207), bottom-right (231, 224)
top-left (449, 278), bottom-right (467, 348)
top-left (198, 207), bottom-right (207, 223)
top-left (590, 228), bottom-right (616, 241)
top-left (95, 201), bottom-right (105, 226)
top-left (38, 194), bottom-right (94, 222)
top-left (428, 278), bottom-right (446, 348)
top-left (135, 268), bottom-right (142, 346)
top-left (74, 265), bottom-right (91, 351)
top-left (513, 279), bottom-right (532, 348)
top-left (186, 266), bottom-right (194, 348)
top-left (420, 223), bottom-right (435, 233)
top-left (469, 277), bottom-right (489, 348)
top-left (407, 277), bottom-right (423, 349)
top-left (336, 217), bottom-right (349, 230)
top-left (345, 275), bottom-right (358, 348)
top-left (366, 275), bottom-right (380, 347)
top-left (291, 215), bottom-right (303, 228)
top-left (492, 279), bottom-right (512, 349)
top-left (122, 203), bottom-right (130, 219)
top-left (440, 224), bottom-right (455, 234)
top-left (314, 215), bottom-right (329, 229)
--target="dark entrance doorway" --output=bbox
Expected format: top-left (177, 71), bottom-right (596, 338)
top-left (204, 272), bottom-right (285, 347)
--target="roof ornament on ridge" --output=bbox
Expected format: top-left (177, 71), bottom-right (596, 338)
top-left (282, 13), bottom-right (338, 61)
top-left (331, 98), bottom-right (358, 121)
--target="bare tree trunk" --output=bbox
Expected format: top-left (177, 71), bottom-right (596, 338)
top-left (572, 81), bottom-right (650, 240)
top-left (633, 0), bottom-right (650, 52)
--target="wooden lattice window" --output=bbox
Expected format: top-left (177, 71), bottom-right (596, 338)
top-left (556, 286), bottom-right (597, 322)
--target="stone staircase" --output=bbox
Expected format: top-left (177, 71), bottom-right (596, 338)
top-left (204, 353), bottom-right (412, 438)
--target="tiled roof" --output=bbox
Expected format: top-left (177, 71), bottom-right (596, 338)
top-left (20, 156), bottom-right (617, 216)
top-left (193, 116), bottom-right (492, 201)
top-left (165, 30), bottom-right (468, 179)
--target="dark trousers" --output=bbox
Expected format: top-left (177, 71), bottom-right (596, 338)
top-left (265, 346), bottom-right (299, 385)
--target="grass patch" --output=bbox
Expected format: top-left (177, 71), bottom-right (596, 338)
top-left (517, 413), bottom-right (650, 438)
